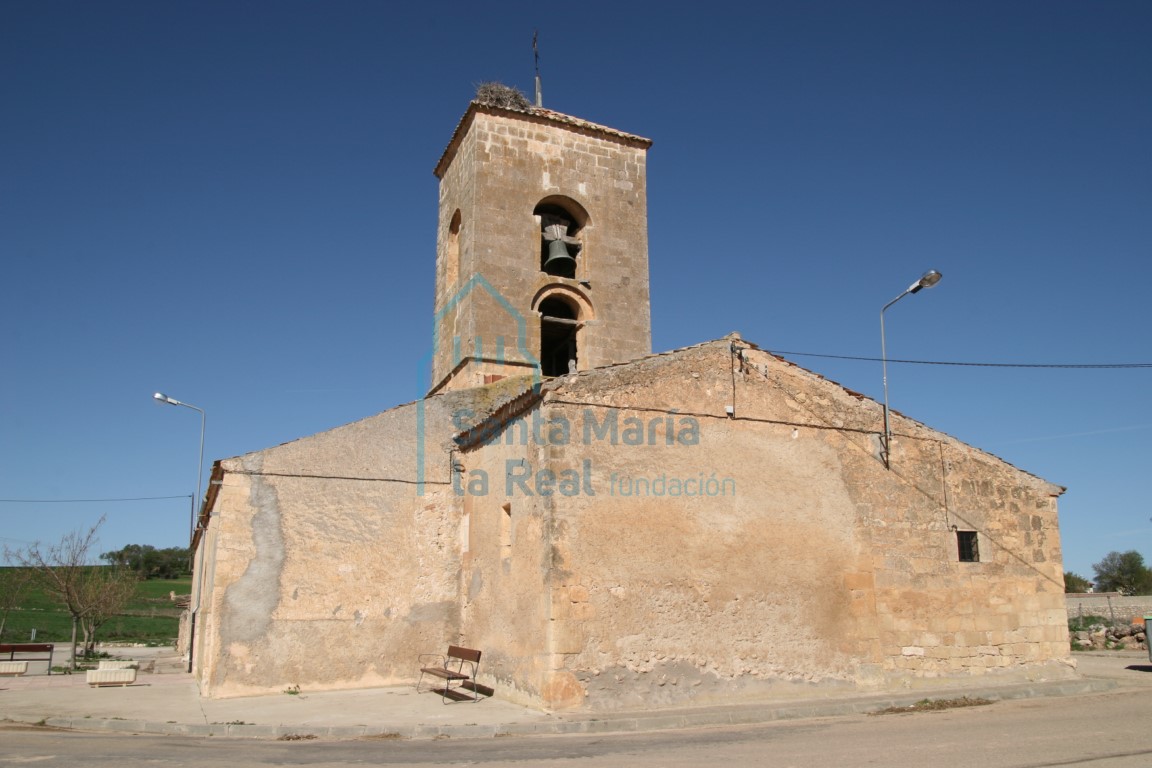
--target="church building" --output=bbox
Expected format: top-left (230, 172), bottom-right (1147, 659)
top-left (186, 93), bottom-right (1074, 710)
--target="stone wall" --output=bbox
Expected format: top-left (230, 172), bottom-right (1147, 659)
top-left (456, 339), bottom-right (1074, 710)
top-left (192, 337), bottom-right (1075, 707)
top-left (1066, 593), bottom-right (1152, 624)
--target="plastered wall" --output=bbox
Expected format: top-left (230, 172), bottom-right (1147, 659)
top-left (193, 340), bottom-right (1072, 708)
top-left (193, 383), bottom-right (530, 698)
top-left (457, 340), bottom-right (1072, 709)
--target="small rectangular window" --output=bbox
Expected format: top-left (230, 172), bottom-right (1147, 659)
top-left (957, 530), bottom-right (979, 562)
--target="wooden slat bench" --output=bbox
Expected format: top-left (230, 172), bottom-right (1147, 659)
top-left (417, 645), bottom-right (482, 703)
top-left (0, 644), bottom-right (55, 675)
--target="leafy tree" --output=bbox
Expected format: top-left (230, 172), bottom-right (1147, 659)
top-left (3, 517), bottom-right (137, 668)
top-left (100, 544), bottom-right (190, 579)
top-left (0, 567), bottom-right (32, 640)
top-left (1063, 571), bottom-right (1093, 593)
top-left (1091, 550), bottom-right (1152, 596)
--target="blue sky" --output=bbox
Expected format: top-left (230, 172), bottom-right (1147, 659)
top-left (1, 1), bottom-right (1148, 580)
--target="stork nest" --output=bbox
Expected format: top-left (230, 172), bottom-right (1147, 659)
top-left (475, 82), bottom-right (531, 110)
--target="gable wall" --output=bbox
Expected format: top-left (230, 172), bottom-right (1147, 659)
top-left (192, 389), bottom-right (516, 698)
top-left (456, 342), bottom-right (1071, 710)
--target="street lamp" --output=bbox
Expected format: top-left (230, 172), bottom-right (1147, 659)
top-left (880, 270), bottom-right (942, 469)
top-left (153, 392), bottom-right (206, 545)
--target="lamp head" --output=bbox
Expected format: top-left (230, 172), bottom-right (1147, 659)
top-left (909, 270), bottom-right (942, 294)
top-left (154, 392), bottom-right (174, 405)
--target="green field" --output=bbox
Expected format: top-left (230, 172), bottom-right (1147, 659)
top-left (1, 570), bottom-right (190, 645)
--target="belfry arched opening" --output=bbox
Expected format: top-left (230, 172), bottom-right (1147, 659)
top-left (539, 295), bottom-right (579, 376)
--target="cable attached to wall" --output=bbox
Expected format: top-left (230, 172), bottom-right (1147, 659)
top-left (728, 340), bottom-right (747, 418)
top-left (938, 441), bottom-right (953, 529)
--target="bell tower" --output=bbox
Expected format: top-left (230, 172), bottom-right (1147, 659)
top-left (428, 94), bottom-right (653, 395)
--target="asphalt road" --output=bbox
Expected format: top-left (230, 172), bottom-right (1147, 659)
top-left (3, 686), bottom-right (1151, 767)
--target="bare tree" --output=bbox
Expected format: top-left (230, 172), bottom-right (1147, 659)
top-left (3, 516), bottom-right (136, 669)
top-left (0, 566), bottom-right (32, 640)
top-left (78, 565), bottom-right (138, 655)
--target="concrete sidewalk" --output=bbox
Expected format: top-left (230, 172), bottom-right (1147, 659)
top-left (1, 649), bottom-right (1147, 741)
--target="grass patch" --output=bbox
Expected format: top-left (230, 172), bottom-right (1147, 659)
top-left (1068, 614), bottom-right (1111, 632)
top-left (871, 696), bottom-right (993, 715)
top-left (0, 569), bottom-right (189, 644)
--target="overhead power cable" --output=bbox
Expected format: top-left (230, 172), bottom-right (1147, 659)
top-left (0, 495), bottom-right (192, 503)
top-left (766, 351), bottom-right (1152, 369)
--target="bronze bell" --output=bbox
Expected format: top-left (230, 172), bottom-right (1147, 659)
top-left (543, 238), bottom-right (577, 274)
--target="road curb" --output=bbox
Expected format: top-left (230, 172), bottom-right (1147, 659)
top-left (5, 676), bottom-right (1119, 741)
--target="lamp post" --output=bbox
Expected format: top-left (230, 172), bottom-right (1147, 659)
top-left (880, 270), bottom-right (942, 469)
top-left (153, 392), bottom-right (206, 545)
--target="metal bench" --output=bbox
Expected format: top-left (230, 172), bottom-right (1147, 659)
top-left (417, 645), bottom-right (482, 703)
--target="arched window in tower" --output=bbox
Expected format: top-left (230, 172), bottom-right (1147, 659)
top-left (534, 201), bottom-right (583, 279)
top-left (444, 209), bottom-right (462, 288)
top-left (539, 296), bottom-right (579, 377)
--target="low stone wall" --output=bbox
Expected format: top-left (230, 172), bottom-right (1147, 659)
top-left (1070, 622), bottom-right (1147, 651)
top-left (1066, 593), bottom-right (1152, 624)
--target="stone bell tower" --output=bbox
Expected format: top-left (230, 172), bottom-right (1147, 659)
top-left (428, 93), bottom-right (653, 395)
